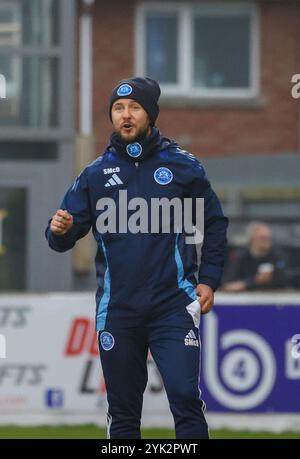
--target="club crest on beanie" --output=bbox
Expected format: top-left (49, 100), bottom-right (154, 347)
top-left (109, 77), bottom-right (161, 126)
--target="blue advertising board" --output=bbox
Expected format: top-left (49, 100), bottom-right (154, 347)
top-left (199, 304), bottom-right (300, 412)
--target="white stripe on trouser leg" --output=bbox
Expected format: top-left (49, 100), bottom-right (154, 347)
top-left (107, 412), bottom-right (112, 439)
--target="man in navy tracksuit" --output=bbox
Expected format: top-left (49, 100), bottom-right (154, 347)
top-left (45, 77), bottom-right (228, 439)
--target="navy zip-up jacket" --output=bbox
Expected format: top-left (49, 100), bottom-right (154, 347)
top-left (45, 133), bottom-right (228, 331)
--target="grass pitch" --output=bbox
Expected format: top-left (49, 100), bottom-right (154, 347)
top-left (0, 425), bottom-right (298, 439)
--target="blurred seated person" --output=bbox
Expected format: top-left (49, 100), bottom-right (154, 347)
top-left (222, 222), bottom-right (288, 292)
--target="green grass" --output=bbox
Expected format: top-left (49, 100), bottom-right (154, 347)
top-left (0, 425), bottom-right (298, 439)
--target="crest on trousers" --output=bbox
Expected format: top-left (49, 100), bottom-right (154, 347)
top-left (100, 331), bottom-right (115, 351)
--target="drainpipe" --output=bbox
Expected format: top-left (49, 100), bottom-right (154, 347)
top-left (80, 0), bottom-right (94, 136)
top-left (74, 0), bottom-right (95, 273)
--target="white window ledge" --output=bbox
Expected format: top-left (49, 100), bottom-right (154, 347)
top-left (159, 95), bottom-right (266, 110)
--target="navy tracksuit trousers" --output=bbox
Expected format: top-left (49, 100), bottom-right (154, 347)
top-left (98, 305), bottom-right (209, 439)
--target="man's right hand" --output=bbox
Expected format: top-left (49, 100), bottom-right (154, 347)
top-left (50, 209), bottom-right (73, 236)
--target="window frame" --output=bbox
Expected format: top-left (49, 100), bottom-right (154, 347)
top-left (135, 1), bottom-right (260, 100)
top-left (0, 0), bottom-right (73, 139)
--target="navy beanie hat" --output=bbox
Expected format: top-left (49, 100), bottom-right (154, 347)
top-left (109, 77), bottom-right (161, 125)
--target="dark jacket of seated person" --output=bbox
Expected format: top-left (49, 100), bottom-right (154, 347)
top-left (222, 223), bottom-right (288, 292)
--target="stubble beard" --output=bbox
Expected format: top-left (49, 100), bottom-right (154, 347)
top-left (117, 124), bottom-right (150, 143)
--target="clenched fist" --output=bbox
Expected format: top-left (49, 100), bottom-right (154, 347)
top-left (196, 283), bottom-right (214, 314)
top-left (50, 209), bottom-right (73, 236)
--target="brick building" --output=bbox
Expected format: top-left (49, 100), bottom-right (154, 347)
top-left (92, 0), bottom-right (299, 158)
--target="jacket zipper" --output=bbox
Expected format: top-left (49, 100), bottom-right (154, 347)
top-left (133, 161), bottom-right (146, 285)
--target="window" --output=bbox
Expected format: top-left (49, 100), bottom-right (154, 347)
top-left (0, 0), bottom-right (59, 128)
top-left (146, 12), bottom-right (178, 84)
top-left (0, 55), bottom-right (59, 127)
top-left (136, 2), bottom-right (260, 99)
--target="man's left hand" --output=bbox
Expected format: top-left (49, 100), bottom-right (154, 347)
top-left (196, 284), bottom-right (214, 314)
